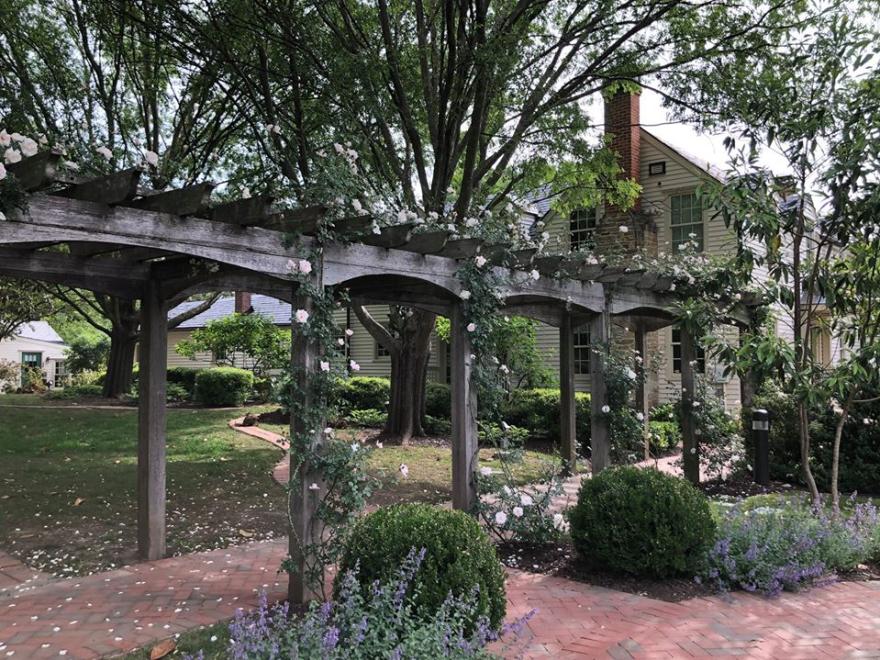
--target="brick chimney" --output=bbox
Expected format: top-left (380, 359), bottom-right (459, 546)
top-left (234, 291), bottom-right (252, 314)
top-left (604, 87), bottom-right (641, 210)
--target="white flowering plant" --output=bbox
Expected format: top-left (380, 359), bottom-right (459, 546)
top-left (474, 437), bottom-right (568, 545)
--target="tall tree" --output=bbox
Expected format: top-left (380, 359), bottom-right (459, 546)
top-left (164, 0), bottom-right (807, 443)
top-left (0, 278), bottom-right (52, 341)
top-left (1, 0), bottom-right (246, 394)
top-left (674, 8), bottom-right (880, 503)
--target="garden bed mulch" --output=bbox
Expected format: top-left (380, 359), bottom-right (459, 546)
top-left (698, 472), bottom-right (795, 498)
top-left (498, 541), bottom-right (880, 603)
top-left (497, 541), bottom-right (715, 602)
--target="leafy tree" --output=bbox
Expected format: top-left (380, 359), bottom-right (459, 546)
top-left (176, 313), bottom-right (290, 378)
top-left (65, 335), bottom-right (110, 375)
top-left (677, 9), bottom-right (880, 504)
top-left (0, 277), bottom-right (52, 341)
top-left (162, 0), bottom-right (807, 443)
top-left (1, 0), bottom-right (246, 395)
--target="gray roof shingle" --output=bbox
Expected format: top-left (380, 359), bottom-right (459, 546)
top-left (170, 296), bottom-right (293, 328)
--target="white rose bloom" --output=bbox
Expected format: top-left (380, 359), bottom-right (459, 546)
top-left (625, 369), bottom-right (637, 380)
top-left (619, 225), bottom-right (629, 233)
top-left (0, 163), bottom-right (5, 180)
top-left (479, 466), bottom-right (493, 476)
top-left (399, 463), bottom-right (409, 478)
top-left (494, 511), bottom-right (508, 525)
top-left (95, 145), bottom-right (113, 160)
top-left (0, 130), bottom-right (9, 147)
top-left (397, 209), bottom-right (409, 224)
top-left (512, 506), bottom-right (524, 518)
top-left (337, 338), bottom-right (346, 346)
top-left (529, 269), bottom-right (540, 281)
top-left (466, 322), bottom-right (477, 332)
top-left (19, 137), bottom-right (37, 157)
top-left (376, 441), bottom-right (383, 449)
top-left (0, 211), bottom-right (5, 221)
top-left (636, 412), bottom-right (645, 422)
top-left (333, 142), bottom-right (345, 154)
top-left (345, 328), bottom-right (354, 337)
top-left (474, 255), bottom-right (487, 268)
top-left (520, 494), bottom-right (533, 506)
top-left (350, 443), bottom-right (359, 452)
top-left (460, 290), bottom-right (471, 300)
top-left (601, 404), bottom-right (610, 414)
top-left (352, 199), bottom-right (363, 213)
top-left (552, 513), bottom-right (566, 530)
top-left (294, 309), bottom-right (310, 323)
top-left (350, 360), bottom-right (361, 371)
top-left (10, 132), bottom-right (23, 142)
top-left (319, 361), bottom-right (330, 372)
top-left (143, 149), bottom-right (159, 167)
top-left (298, 259), bottom-right (312, 274)
top-left (308, 483), bottom-right (320, 491)
top-left (4, 148), bottom-right (22, 164)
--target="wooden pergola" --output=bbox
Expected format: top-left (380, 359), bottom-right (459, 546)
top-left (0, 150), bottom-right (760, 602)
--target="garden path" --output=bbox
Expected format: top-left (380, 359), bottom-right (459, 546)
top-left (1, 537), bottom-right (879, 659)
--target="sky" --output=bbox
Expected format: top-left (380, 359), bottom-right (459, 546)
top-left (589, 88), bottom-right (793, 177)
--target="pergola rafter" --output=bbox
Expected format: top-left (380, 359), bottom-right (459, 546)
top-left (0, 151), bottom-right (763, 604)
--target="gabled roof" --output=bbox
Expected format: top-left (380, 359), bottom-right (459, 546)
top-left (15, 321), bottom-right (65, 344)
top-left (640, 128), bottom-right (727, 182)
top-left (170, 295), bottom-right (293, 328)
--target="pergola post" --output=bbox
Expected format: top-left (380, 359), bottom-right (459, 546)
top-left (634, 323), bottom-right (650, 460)
top-left (137, 279), bottom-right (168, 561)
top-left (559, 309), bottom-right (577, 474)
top-left (679, 327), bottom-right (700, 484)
top-left (451, 304), bottom-right (477, 511)
top-left (590, 310), bottom-right (610, 474)
top-left (288, 276), bottom-right (325, 605)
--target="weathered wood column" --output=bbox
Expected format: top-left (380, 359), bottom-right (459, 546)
top-left (559, 309), bottom-right (577, 475)
top-left (590, 310), bottom-right (610, 474)
top-left (451, 304), bottom-right (478, 511)
top-left (679, 327), bottom-right (700, 484)
top-left (137, 279), bottom-right (168, 561)
top-left (288, 273), bottom-right (325, 605)
top-left (634, 323), bottom-right (651, 460)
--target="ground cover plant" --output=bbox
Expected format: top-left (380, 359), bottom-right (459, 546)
top-left (704, 494), bottom-right (880, 596)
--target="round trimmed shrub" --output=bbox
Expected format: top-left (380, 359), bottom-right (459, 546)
top-left (425, 381), bottom-right (451, 419)
top-left (337, 376), bottom-right (390, 412)
top-left (569, 466), bottom-right (715, 578)
top-left (194, 367), bottom-right (254, 406)
top-left (336, 503), bottom-right (506, 630)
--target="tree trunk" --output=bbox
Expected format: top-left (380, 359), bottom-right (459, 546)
top-left (352, 304), bottom-right (435, 445)
top-left (104, 329), bottom-right (138, 398)
top-left (831, 395), bottom-right (854, 510)
top-left (797, 401), bottom-right (821, 504)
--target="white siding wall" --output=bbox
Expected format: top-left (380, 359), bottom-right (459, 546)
top-left (0, 335), bottom-right (68, 390)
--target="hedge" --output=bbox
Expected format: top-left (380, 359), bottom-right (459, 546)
top-left (194, 367), bottom-right (255, 406)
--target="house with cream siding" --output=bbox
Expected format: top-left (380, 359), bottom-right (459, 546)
top-left (166, 90), bottom-right (835, 413)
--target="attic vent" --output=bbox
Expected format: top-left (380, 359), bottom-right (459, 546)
top-left (648, 161), bottom-right (666, 176)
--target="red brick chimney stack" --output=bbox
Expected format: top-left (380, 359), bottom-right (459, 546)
top-left (604, 88), bottom-right (641, 211)
top-left (234, 291), bottom-right (252, 314)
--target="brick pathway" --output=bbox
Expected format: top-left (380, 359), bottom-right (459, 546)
top-left (2, 537), bottom-right (880, 659)
top-left (0, 551), bottom-right (51, 596)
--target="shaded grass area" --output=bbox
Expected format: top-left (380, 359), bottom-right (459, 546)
top-left (0, 396), bottom-right (284, 576)
top-left (260, 422), bottom-right (560, 506)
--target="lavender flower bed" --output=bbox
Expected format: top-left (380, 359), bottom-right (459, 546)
top-left (702, 495), bottom-right (880, 597)
top-left (189, 548), bottom-right (534, 659)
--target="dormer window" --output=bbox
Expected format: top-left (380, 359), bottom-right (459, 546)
top-left (570, 208), bottom-right (597, 251)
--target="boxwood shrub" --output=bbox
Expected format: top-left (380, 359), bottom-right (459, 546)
top-left (336, 503), bottom-right (506, 631)
top-left (194, 367), bottom-right (254, 406)
top-left (337, 377), bottom-right (390, 412)
top-left (425, 381), bottom-right (451, 419)
top-left (569, 466), bottom-right (715, 578)
top-left (167, 366), bottom-right (199, 396)
top-left (502, 388), bottom-right (591, 444)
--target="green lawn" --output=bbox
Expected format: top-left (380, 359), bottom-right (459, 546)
top-left (0, 396), bottom-right (285, 576)
top-left (261, 422), bottom-right (563, 505)
top-left (1, 396), bottom-right (563, 577)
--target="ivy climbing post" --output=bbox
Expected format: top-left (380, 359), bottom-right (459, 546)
top-left (680, 326), bottom-right (700, 484)
top-left (288, 265), bottom-right (325, 605)
top-left (589, 310), bottom-right (610, 474)
top-left (451, 303), bottom-right (477, 511)
top-left (559, 308), bottom-right (577, 474)
top-left (137, 278), bottom-right (168, 561)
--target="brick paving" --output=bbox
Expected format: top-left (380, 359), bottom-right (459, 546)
top-left (2, 422), bottom-right (878, 658)
top-left (0, 551), bottom-right (51, 596)
top-left (2, 537), bottom-right (880, 659)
